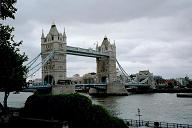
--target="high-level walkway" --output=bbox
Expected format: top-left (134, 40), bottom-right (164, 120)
top-left (67, 46), bottom-right (109, 58)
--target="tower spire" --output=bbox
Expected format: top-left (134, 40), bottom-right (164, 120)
top-left (52, 21), bottom-right (55, 26)
top-left (63, 27), bottom-right (67, 43)
top-left (63, 27), bottom-right (66, 38)
top-left (41, 29), bottom-right (45, 38)
top-left (104, 35), bottom-right (107, 39)
top-left (114, 40), bottom-right (116, 47)
top-left (96, 41), bottom-right (99, 50)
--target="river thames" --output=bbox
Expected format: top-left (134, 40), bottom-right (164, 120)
top-left (0, 92), bottom-right (192, 124)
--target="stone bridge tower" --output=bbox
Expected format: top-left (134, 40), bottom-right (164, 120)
top-left (96, 36), bottom-right (116, 84)
top-left (41, 24), bottom-right (67, 85)
top-left (95, 36), bottom-right (127, 95)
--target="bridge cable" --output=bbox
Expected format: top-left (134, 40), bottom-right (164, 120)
top-left (27, 51), bottom-right (55, 78)
top-left (26, 53), bottom-right (41, 67)
top-left (116, 59), bottom-right (129, 77)
top-left (28, 62), bottom-right (42, 72)
top-left (116, 60), bottom-right (127, 76)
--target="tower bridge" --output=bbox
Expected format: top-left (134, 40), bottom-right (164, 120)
top-left (41, 23), bottom-right (117, 85)
top-left (27, 23), bottom-right (146, 95)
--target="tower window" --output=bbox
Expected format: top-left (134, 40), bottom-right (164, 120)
top-left (59, 44), bottom-right (63, 48)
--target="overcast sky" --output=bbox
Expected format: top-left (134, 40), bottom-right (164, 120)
top-left (5, 0), bottom-right (192, 79)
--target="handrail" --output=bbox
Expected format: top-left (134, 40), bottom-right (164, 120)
top-left (124, 119), bottom-right (192, 128)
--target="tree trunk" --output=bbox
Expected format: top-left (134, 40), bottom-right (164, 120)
top-left (4, 91), bottom-right (10, 109)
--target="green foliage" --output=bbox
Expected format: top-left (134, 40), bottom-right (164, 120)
top-left (0, 0), bottom-right (28, 108)
top-left (154, 75), bottom-right (165, 85)
top-left (22, 94), bottom-right (128, 128)
top-left (0, 24), bottom-right (28, 92)
top-left (0, 0), bottom-right (17, 20)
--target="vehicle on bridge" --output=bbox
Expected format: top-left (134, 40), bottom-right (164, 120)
top-left (57, 79), bottom-right (73, 85)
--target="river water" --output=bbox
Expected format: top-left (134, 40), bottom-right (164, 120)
top-left (0, 92), bottom-right (191, 124)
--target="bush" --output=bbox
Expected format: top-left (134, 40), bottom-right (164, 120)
top-left (21, 93), bottom-right (127, 128)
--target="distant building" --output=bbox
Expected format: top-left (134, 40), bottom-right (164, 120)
top-left (129, 70), bottom-right (155, 87)
top-left (33, 78), bottom-right (42, 83)
top-left (69, 72), bottom-right (97, 84)
top-left (137, 70), bottom-right (153, 83)
top-left (82, 72), bottom-right (97, 84)
top-left (116, 68), bottom-right (130, 83)
top-left (176, 78), bottom-right (189, 87)
top-left (68, 74), bottom-right (82, 84)
top-left (27, 78), bottom-right (42, 86)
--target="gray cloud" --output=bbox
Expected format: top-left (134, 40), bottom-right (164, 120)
top-left (6, 0), bottom-right (192, 79)
top-left (12, 0), bottom-right (192, 24)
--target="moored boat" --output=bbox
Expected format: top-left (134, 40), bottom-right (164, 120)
top-left (177, 93), bottom-right (192, 98)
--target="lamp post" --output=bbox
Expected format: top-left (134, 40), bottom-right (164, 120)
top-left (136, 108), bottom-right (142, 126)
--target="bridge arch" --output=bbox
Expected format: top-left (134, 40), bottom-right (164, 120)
top-left (44, 75), bottom-right (55, 85)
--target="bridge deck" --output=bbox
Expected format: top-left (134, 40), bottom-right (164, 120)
top-left (125, 83), bottom-right (150, 87)
top-left (75, 83), bottom-right (107, 90)
top-left (23, 83), bottom-right (107, 92)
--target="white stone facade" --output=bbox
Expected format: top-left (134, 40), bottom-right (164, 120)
top-left (41, 24), bottom-right (67, 84)
top-left (131, 70), bottom-right (155, 86)
top-left (96, 36), bottom-right (116, 84)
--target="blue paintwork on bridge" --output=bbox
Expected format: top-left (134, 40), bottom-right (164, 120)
top-left (124, 83), bottom-right (151, 90)
top-left (125, 83), bottom-right (150, 87)
top-left (22, 84), bottom-right (52, 92)
top-left (75, 83), bottom-right (107, 90)
top-left (22, 83), bottom-right (107, 92)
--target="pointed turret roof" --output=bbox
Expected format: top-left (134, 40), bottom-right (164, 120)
top-left (48, 23), bottom-right (59, 36)
top-left (41, 29), bottom-right (45, 38)
top-left (102, 35), bottom-right (110, 46)
top-left (104, 35), bottom-right (107, 39)
top-left (63, 27), bottom-right (66, 38)
top-left (113, 40), bottom-right (116, 47)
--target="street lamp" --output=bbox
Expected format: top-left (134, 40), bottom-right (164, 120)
top-left (136, 108), bottom-right (142, 126)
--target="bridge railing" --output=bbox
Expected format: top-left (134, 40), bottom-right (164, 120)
top-left (124, 119), bottom-right (192, 128)
top-left (125, 83), bottom-right (150, 87)
top-left (75, 83), bottom-right (107, 90)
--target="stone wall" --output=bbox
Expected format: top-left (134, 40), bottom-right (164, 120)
top-left (52, 84), bottom-right (75, 95)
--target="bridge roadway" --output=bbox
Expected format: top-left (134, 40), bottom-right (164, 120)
top-left (124, 83), bottom-right (150, 88)
top-left (23, 82), bottom-right (150, 92)
top-left (22, 83), bottom-right (107, 92)
top-left (75, 83), bottom-right (107, 90)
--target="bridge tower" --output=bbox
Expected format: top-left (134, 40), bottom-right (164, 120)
top-left (94, 36), bottom-right (127, 95)
top-left (96, 36), bottom-right (116, 84)
top-left (41, 23), bottom-right (67, 85)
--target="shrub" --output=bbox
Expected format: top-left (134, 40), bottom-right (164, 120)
top-left (21, 93), bottom-right (128, 128)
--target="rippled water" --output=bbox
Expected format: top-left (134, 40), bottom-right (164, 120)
top-left (90, 93), bottom-right (192, 124)
top-left (0, 92), bottom-right (33, 108)
top-left (0, 92), bottom-right (191, 124)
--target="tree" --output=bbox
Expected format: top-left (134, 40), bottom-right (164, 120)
top-left (153, 75), bottom-right (165, 85)
top-left (0, 0), bottom-right (28, 109)
top-left (0, 0), bottom-right (17, 20)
